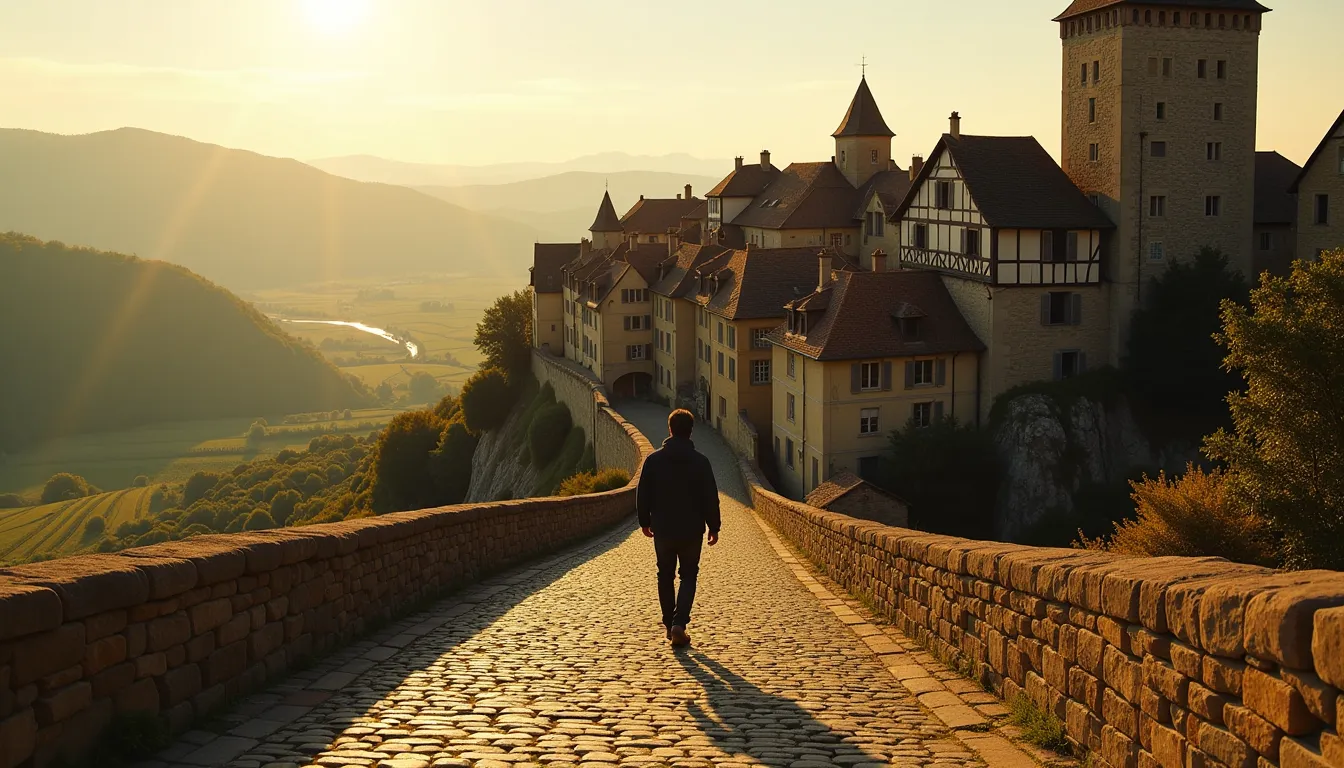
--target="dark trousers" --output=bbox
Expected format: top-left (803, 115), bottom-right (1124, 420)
top-left (654, 536), bottom-right (703, 628)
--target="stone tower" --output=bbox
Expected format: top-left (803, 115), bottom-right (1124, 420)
top-left (588, 190), bottom-right (624, 250)
top-left (1057, 0), bottom-right (1268, 363)
top-left (833, 77), bottom-right (894, 189)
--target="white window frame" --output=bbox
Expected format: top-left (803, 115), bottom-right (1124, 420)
top-left (786, 393), bottom-right (796, 423)
top-left (860, 408), bottom-right (880, 436)
top-left (859, 361), bottom-right (882, 391)
top-left (912, 402), bottom-right (934, 429)
top-left (751, 359), bottom-right (770, 385)
top-left (912, 359), bottom-right (935, 386)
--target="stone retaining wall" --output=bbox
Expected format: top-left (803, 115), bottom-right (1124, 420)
top-left (739, 459), bottom-right (1344, 768)
top-left (0, 364), bottom-right (652, 768)
top-left (532, 350), bottom-right (648, 476)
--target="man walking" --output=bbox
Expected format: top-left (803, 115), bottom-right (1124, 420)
top-left (637, 409), bottom-right (720, 647)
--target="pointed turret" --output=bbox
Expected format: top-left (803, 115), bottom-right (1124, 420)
top-left (589, 191), bottom-right (623, 233)
top-left (833, 77), bottom-right (895, 138)
top-left (833, 77), bottom-right (895, 189)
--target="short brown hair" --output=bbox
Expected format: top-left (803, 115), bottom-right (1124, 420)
top-left (668, 409), bottom-right (694, 438)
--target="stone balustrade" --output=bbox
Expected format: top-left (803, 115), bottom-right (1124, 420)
top-left (739, 458), bottom-right (1344, 768)
top-left (0, 355), bottom-right (652, 768)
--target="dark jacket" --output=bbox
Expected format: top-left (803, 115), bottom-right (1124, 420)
top-left (636, 436), bottom-right (720, 539)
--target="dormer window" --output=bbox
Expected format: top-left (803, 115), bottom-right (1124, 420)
top-left (899, 317), bottom-right (921, 340)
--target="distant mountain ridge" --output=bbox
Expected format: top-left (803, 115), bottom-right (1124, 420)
top-left (0, 234), bottom-right (371, 452)
top-left (309, 151), bottom-right (730, 188)
top-left (0, 127), bottom-right (540, 289)
top-left (413, 170), bottom-right (720, 243)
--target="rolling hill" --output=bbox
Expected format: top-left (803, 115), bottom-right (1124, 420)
top-left (0, 234), bottom-right (372, 452)
top-left (309, 151), bottom-right (729, 187)
top-left (414, 170), bottom-right (720, 242)
top-left (0, 128), bottom-right (539, 289)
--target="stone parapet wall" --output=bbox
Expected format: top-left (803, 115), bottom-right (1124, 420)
top-left (738, 458), bottom-right (1344, 768)
top-left (0, 362), bottom-right (651, 768)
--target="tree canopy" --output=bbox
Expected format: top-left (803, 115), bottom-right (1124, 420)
top-left (474, 288), bottom-right (533, 377)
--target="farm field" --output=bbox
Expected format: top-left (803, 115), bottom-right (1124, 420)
top-left (0, 407), bottom-right (404, 498)
top-left (248, 273), bottom-right (522, 394)
top-left (0, 486), bottom-right (155, 564)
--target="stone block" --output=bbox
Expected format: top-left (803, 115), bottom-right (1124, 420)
top-left (1188, 682), bottom-right (1230, 725)
top-left (0, 709), bottom-right (37, 768)
top-left (205, 640), bottom-right (248, 687)
top-left (1105, 644), bottom-right (1142, 703)
top-left (1, 556), bottom-right (149, 620)
top-left (1224, 703), bottom-right (1282, 759)
top-left (155, 662), bottom-right (201, 707)
top-left (125, 540), bottom-right (246, 585)
top-left (1078, 628), bottom-right (1105, 675)
top-left (82, 633), bottom-right (127, 676)
top-left (1170, 641), bottom-right (1203, 679)
top-left (1245, 580), bottom-right (1344, 670)
top-left (248, 622), bottom-right (284, 662)
top-left (33, 681), bottom-right (91, 725)
top-left (1312, 606), bottom-right (1344, 689)
top-left (1105, 687), bottom-right (1140, 738)
top-left (216, 612), bottom-right (250, 646)
top-left (1070, 665), bottom-right (1104, 711)
top-left (1151, 722), bottom-right (1187, 768)
top-left (116, 556), bottom-right (197, 600)
top-left (135, 652), bottom-right (167, 679)
top-left (1145, 656), bottom-right (1190, 705)
top-left (189, 597), bottom-right (233, 635)
top-left (89, 660), bottom-right (135, 698)
top-left (1280, 736), bottom-right (1333, 768)
top-left (186, 631), bottom-right (215, 663)
top-left (82, 609), bottom-right (127, 642)
top-left (146, 612), bottom-right (191, 651)
top-left (1203, 655), bottom-right (1246, 696)
top-left (1244, 667), bottom-right (1321, 736)
top-left (1280, 668), bottom-right (1337, 726)
top-left (1197, 720), bottom-right (1256, 768)
top-left (1321, 731), bottom-right (1344, 767)
top-left (1104, 723), bottom-right (1140, 768)
top-left (114, 677), bottom-right (160, 715)
top-left (12, 623), bottom-right (84, 686)
top-left (1141, 686), bottom-right (1172, 724)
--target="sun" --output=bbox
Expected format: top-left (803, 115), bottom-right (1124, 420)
top-left (301, 0), bottom-right (371, 37)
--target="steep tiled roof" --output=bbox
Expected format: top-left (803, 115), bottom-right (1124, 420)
top-left (1054, 0), bottom-right (1270, 21)
top-left (619, 242), bottom-right (666, 285)
top-left (691, 247), bottom-right (858, 321)
top-left (620, 196), bottom-right (703, 236)
top-left (732, 162), bottom-right (860, 230)
top-left (805, 471), bottom-right (906, 510)
top-left (891, 134), bottom-right (1114, 230)
top-left (707, 162), bottom-right (780, 198)
top-left (531, 243), bottom-right (580, 293)
top-left (709, 224), bottom-right (747, 249)
top-left (855, 170), bottom-right (912, 219)
top-left (1289, 108), bottom-right (1344, 194)
top-left (650, 243), bottom-right (731, 298)
top-left (833, 78), bottom-right (895, 138)
top-left (1254, 151), bottom-right (1301, 226)
top-left (770, 270), bottom-right (985, 361)
top-left (682, 201), bottom-right (708, 221)
top-left (589, 191), bottom-right (623, 233)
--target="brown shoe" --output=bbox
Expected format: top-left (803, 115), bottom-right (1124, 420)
top-left (670, 625), bottom-right (691, 647)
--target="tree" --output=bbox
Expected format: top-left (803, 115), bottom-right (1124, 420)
top-left (369, 410), bottom-right (445, 513)
top-left (1124, 248), bottom-right (1249, 444)
top-left (873, 417), bottom-right (999, 538)
top-left (408, 371), bottom-right (444, 404)
top-left (475, 288), bottom-right (533, 377)
top-left (375, 381), bottom-right (395, 404)
top-left (427, 421), bottom-right (478, 505)
top-left (1205, 250), bottom-right (1344, 570)
top-left (243, 508), bottom-right (276, 530)
top-left (41, 473), bottom-right (94, 504)
top-left (1078, 465), bottom-right (1275, 565)
top-left (459, 368), bottom-right (517, 433)
top-left (182, 472), bottom-right (221, 506)
top-left (82, 514), bottom-right (106, 539)
top-left (245, 420), bottom-right (268, 447)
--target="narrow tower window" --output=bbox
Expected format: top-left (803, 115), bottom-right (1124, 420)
top-left (1205, 196), bottom-right (1222, 217)
top-left (1081, 64), bottom-right (1088, 85)
top-left (1089, 98), bottom-right (1096, 123)
top-left (1198, 59), bottom-right (1208, 78)
top-left (1217, 60), bottom-right (1227, 79)
top-left (1162, 58), bottom-right (1172, 77)
top-left (1092, 61), bottom-right (1100, 82)
top-left (1214, 103), bottom-right (1224, 120)
top-left (1156, 102), bottom-right (1167, 120)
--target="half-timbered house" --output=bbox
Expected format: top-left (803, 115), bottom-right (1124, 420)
top-left (890, 115), bottom-right (1114, 420)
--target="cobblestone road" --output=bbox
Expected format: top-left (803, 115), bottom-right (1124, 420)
top-left (145, 403), bottom-right (996, 768)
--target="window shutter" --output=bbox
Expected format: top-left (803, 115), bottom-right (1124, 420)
top-left (1070, 293), bottom-right (1082, 325)
top-left (645, 344), bottom-right (653, 360)
top-left (881, 361), bottom-right (893, 391)
top-left (623, 316), bottom-right (631, 331)
top-left (1078, 352), bottom-right (1087, 373)
top-left (959, 228), bottom-right (966, 253)
top-left (934, 401), bottom-right (945, 421)
top-left (850, 363), bottom-right (861, 394)
top-left (904, 361), bottom-right (915, 389)
top-left (935, 359), bottom-right (947, 386)
top-left (1052, 352), bottom-right (1063, 381)
top-left (644, 315), bottom-right (651, 329)
top-left (1040, 294), bottom-right (1052, 325)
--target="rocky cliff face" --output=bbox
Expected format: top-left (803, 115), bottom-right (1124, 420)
top-left (994, 394), bottom-right (1183, 541)
top-left (464, 401), bottom-right (541, 503)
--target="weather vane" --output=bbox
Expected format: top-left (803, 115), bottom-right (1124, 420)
top-left (858, 55), bottom-right (867, 77)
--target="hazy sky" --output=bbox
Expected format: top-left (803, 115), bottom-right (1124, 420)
top-left (1, 0), bottom-right (1339, 169)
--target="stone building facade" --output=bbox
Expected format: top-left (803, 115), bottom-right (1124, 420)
top-left (1291, 108), bottom-right (1344, 261)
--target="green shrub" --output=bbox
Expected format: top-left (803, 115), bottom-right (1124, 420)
top-left (459, 367), bottom-right (516, 432)
top-left (1009, 695), bottom-right (1071, 754)
top-left (532, 430), bottom-right (587, 497)
top-left (41, 473), bottom-right (94, 504)
top-left (427, 421), bottom-right (477, 505)
top-left (82, 514), bottom-right (105, 539)
top-left (243, 509), bottom-right (276, 530)
top-left (181, 471), bottom-right (221, 506)
top-left (556, 468), bottom-right (630, 496)
top-left (368, 410), bottom-right (445, 513)
top-left (0, 493), bottom-right (27, 508)
top-left (528, 403), bottom-right (572, 466)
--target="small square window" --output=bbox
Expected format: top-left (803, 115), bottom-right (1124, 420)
top-left (1206, 195), bottom-right (1222, 217)
top-left (1207, 142), bottom-right (1222, 161)
top-left (1149, 241), bottom-right (1165, 261)
top-left (1259, 232), bottom-right (1273, 251)
top-left (1217, 60), bottom-right (1227, 78)
top-left (728, 357), bottom-right (736, 382)
top-left (860, 408), bottom-right (880, 436)
top-left (859, 361), bottom-right (882, 391)
top-left (1147, 57), bottom-right (1158, 77)
top-left (870, 148), bottom-right (879, 165)
top-left (911, 402), bottom-right (934, 429)
top-left (1162, 57), bottom-right (1172, 76)
top-left (1056, 351), bottom-right (1084, 380)
top-left (1338, 146), bottom-right (1344, 175)
top-left (912, 359), bottom-right (935, 386)
top-left (963, 228), bottom-right (981, 257)
top-left (1045, 291), bottom-right (1079, 325)
top-left (751, 359), bottom-right (770, 384)
top-left (1151, 141), bottom-right (1167, 158)
top-left (935, 181), bottom-right (953, 209)
top-left (785, 438), bottom-right (795, 469)
top-left (1156, 102), bottom-right (1166, 120)
top-left (914, 223), bottom-right (929, 249)
top-left (1089, 143), bottom-right (1100, 162)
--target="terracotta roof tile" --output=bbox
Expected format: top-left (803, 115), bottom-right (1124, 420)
top-left (531, 243), bottom-right (580, 293)
top-left (892, 134), bottom-right (1113, 230)
top-left (1255, 151), bottom-right (1301, 225)
top-left (620, 196), bottom-right (702, 236)
top-left (833, 78), bottom-right (895, 138)
top-left (707, 162), bottom-right (781, 198)
top-left (650, 243), bottom-right (731, 298)
top-left (771, 270), bottom-right (985, 361)
top-left (691, 246), bottom-right (858, 321)
top-left (805, 471), bottom-right (907, 510)
top-left (1054, 0), bottom-right (1269, 22)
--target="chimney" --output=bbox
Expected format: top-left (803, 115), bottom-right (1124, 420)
top-left (629, 231), bottom-right (639, 248)
top-left (910, 155), bottom-right (924, 181)
top-left (871, 249), bottom-right (888, 273)
top-left (685, 184), bottom-right (693, 199)
top-left (949, 111), bottom-right (962, 138)
top-left (580, 238), bottom-right (591, 258)
top-left (818, 253), bottom-right (832, 291)
top-left (889, 158), bottom-right (897, 172)
top-left (735, 156), bottom-right (744, 170)
top-left (760, 150), bottom-right (770, 168)
top-left (667, 227), bottom-right (680, 258)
